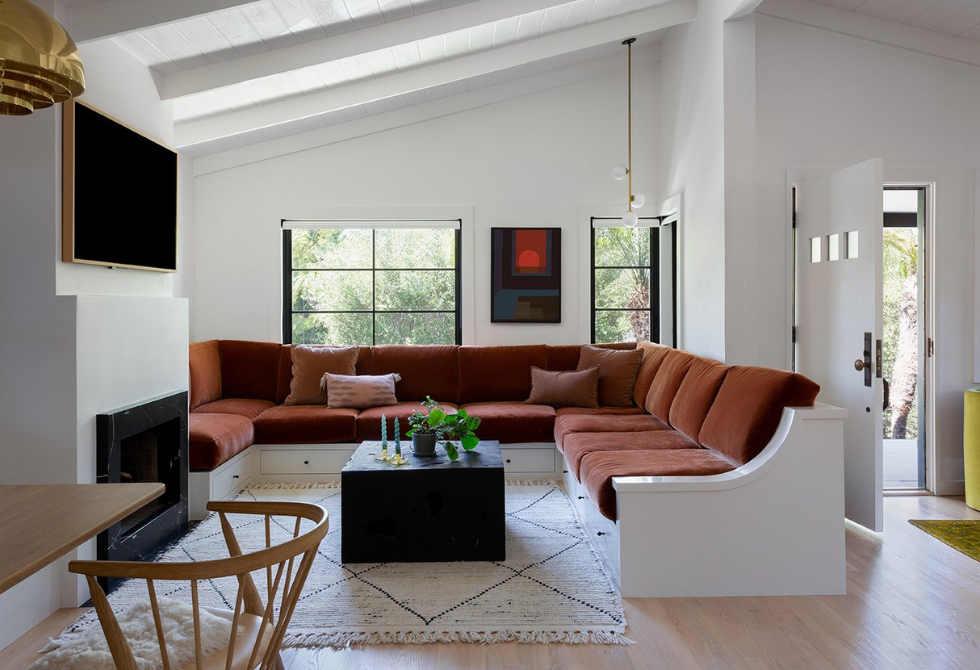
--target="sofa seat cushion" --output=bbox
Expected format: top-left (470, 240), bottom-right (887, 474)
top-left (562, 430), bottom-right (699, 480)
top-left (194, 398), bottom-right (276, 420)
top-left (189, 413), bottom-right (254, 472)
top-left (555, 407), bottom-right (647, 417)
top-left (554, 414), bottom-right (668, 451)
top-left (580, 449), bottom-right (737, 520)
top-left (355, 402), bottom-right (459, 442)
top-left (252, 405), bottom-right (358, 444)
top-left (458, 402), bottom-right (556, 443)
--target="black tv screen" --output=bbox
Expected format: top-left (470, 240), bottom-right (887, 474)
top-left (63, 101), bottom-right (178, 272)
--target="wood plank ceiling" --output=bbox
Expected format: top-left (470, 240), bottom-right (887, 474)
top-left (69, 0), bottom-right (980, 157)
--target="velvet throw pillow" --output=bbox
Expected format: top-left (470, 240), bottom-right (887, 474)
top-left (324, 373), bottom-right (402, 409)
top-left (577, 345), bottom-right (643, 407)
top-left (284, 345), bottom-right (358, 405)
top-left (527, 366), bottom-right (600, 408)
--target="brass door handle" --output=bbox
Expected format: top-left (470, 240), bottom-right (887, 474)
top-left (854, 359), bottom-right (866, 371)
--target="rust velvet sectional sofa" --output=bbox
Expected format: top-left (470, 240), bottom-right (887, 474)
top-left (188, 339), bottom-right (848, 598)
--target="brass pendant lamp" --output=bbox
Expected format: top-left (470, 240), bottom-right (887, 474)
top-left (0, 0), bottom-right (85, 116)
top-left (610, 37), bottom-right (644, 227)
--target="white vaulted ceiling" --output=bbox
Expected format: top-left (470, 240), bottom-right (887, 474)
top-left (65, 0), bottom-right (693, 157)
top-left (799, 0), bottom-right (980, 40)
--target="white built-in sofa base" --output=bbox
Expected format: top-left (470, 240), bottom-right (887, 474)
top-left (190, 403), bottom-right (846, 598)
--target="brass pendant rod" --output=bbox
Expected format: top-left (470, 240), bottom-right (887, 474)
top-left (624, 37), bottom-right (635, 212)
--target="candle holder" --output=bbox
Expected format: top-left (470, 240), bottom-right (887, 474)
top-left (376, 414), bottom-right (390, 461)
top-left (389, 417), bottom-right (408, 465)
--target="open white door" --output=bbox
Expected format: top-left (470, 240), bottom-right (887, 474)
top-left (795, 158), bottom-right (884, 532)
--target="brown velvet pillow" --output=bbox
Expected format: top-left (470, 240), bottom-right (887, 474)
top-left (324, 373), bottom-right (401, 409)
top-left (284, 345), bottom-right (359, 405)
top-left (577, 345), bottom-right (643, 407)
top-left (189, 340), bottom-right (222, 410)
top-left (527, 366), bottom-right (600, 408)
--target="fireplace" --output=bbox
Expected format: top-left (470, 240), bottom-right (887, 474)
top-left (97, 391), bottom-right (188, 591)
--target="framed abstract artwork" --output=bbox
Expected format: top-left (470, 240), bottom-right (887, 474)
top-left (490, 227), bottom-right (562, 323)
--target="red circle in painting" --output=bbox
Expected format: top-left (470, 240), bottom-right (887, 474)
top-left (518, 249), bottom-right (540, 270)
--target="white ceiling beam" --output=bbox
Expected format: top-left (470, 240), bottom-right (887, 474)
top-left (192, 45), bottom-right (661, 175)
top-left (175, 0), bottom-right (695, 147)
top-left (72, 0), bottom-right (262, 44)
top-left (159, 0), bottom-right (574, 100)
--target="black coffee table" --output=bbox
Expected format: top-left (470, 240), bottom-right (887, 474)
top-left (341, 440), bottom-right (505, 563)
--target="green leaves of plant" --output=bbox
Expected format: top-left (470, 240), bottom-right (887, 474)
top-left (461, 435), bottom-right (479, 451)
top-left (427, 408), bottom-right (445, 426)
top-left (443, 441), bottom-right (459, 461)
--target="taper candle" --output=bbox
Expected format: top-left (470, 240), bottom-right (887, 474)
top-left (394, 417), bottom-right (401, 456)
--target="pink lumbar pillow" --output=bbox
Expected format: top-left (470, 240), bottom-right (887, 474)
top-left (323, 373), bottom-right (402, 409)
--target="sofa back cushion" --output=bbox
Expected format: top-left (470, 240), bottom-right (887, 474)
top-left (668, 358), bottom-right (729, 443)
top-left (458, 345), bottom-right (548, 403)
top-left (276, 345), bottom-right (372, 403)
top-left (545, 345), bottom-right (582, 371)
top-left (217, 340), bottom-right (282, 402)
top-left (189, 340), bottom-right (222, 410)
top-left (700, 366), bottom-right (821, 465)
top-left (578, 345), bottom-right (643, 407)
top-left (632, 343), bottom-right (672, 408)
top-left (644, 349), bottom-right (697, 422)
top-left (369, 345), bottom-right (459, 402)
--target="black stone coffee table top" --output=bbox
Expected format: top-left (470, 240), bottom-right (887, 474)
top-left (344, 440), bottom-right (502, 472)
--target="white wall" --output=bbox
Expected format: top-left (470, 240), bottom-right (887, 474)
top-left (192, 58), bottom-right (660, 345)
top-left (0, 3), bottom-right (191, 649)
top-left (747, 14), bottom-right (979, 493)
top-left (659, 3), bottom-right (729, 361)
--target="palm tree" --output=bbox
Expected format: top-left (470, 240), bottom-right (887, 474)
top-left (883, 229), bottom-right (918, 439)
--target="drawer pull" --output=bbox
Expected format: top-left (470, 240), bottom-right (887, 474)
top-left (232, 475), bottom-right (240, 479)
top-left (597, 531), bottom-right (605, 537)
top-left (303, 460), bottom-right (310, 465)
top-left (506, 459), bottom-right (511, 464)
top-left (562, 469), bottom-right (569, 474)
top-left (577, 496), bottom-right (585, 500)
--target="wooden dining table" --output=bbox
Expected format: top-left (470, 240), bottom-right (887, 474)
top-left (0, 483), bottom-right (164, 596)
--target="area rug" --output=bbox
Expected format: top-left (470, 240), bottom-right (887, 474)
top-left (909, 519), bottom-right (980, 563)
top-left (65, 482), bottom-right (629, 649)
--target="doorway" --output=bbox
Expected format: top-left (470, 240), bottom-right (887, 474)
top-left (882, 187), bottom-right (928, 491)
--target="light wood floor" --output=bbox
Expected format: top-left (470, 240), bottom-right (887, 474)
top-left (6, 496), bottom-right (980, 669)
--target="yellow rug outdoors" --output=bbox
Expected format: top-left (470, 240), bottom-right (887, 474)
top-left (909, 520), bottom-right (980, 562)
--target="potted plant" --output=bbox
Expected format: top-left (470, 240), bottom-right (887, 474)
top-left (407, 396), bottom-right (481, 461)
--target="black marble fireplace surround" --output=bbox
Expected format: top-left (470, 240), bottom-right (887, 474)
top-left (97, 391), bottom-right (188, 592)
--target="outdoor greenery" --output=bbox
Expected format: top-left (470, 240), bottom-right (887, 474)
top-left (289, 227), bottom-right (457, 345)
top-left (881, 227), bottom-right (919, 439)
top-left (593, 226), bottom-right (652, 343)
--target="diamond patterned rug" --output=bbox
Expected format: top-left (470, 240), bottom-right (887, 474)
top-left (68, 482), bottom-right (629, 649)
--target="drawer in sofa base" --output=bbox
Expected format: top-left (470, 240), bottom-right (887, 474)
top-left (562, 465), bottom-right (622, 590)
top-left (189, 448), bottom-right (258, 521)
top-left (499, 444), bottom-right (559, 477)
top-left (259, 445), bottom-right (356, 475)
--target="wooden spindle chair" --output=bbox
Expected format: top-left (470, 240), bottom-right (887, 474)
top-left (69, 501), bottom-right (328, 670)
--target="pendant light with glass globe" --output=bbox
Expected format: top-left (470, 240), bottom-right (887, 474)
top-left (610, 37), bottom-right (644, 227)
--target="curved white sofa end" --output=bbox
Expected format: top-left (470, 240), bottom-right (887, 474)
top-left (608, 403), bottom-right (847, 597)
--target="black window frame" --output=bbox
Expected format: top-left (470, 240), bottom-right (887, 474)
top-left (591, 216), bottom-right (675, 345)
top-left (282, 223), bottom-right (463, 346)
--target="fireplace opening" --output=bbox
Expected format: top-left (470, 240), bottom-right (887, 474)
top-left (118, 418), bottom-right (182, 536)
top-left (97, 391), bottom-right (188, 592)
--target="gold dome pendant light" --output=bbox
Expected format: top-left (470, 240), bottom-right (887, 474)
top-left (610, 37), bottom-right (644, 227)
top-left (0, 0), bottom-right (85, 116)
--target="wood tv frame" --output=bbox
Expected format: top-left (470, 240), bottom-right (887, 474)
top-left (62, 99), bottom-right (178, 273)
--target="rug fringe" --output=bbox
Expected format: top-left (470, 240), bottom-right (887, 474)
top-left (505, 479), bottom-right (558, 486)
top-left (284, 629), bottom-right (634, 649)
top-left (245, 481), bottom-right (340, 491)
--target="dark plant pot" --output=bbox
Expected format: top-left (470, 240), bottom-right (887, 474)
top-left (412, 433), bottom-right (438, 456)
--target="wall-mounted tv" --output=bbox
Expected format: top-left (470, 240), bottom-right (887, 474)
top-left (62, 100), bottom-right (178, 272)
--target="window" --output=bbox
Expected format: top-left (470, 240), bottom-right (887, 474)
top-left (283, 221), bottom-right (461, 345)
top-left (591, 217), bottom-right (675, 345)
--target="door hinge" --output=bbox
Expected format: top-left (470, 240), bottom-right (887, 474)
top-left (928, 338), bottom-right (935, 357)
